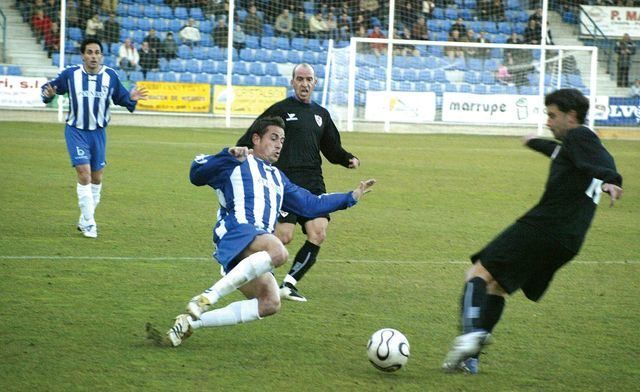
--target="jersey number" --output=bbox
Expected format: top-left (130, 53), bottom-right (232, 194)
top-left (585, 178), bottom-right (603, 204)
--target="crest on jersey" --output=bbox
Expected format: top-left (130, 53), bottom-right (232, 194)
top-left (315, 115), bottom-right (322, 127)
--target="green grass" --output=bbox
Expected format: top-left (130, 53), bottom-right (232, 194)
top-left (1, 121), bottom-right (639, 391)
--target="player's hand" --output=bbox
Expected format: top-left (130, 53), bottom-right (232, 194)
top-left (602, 183), bottom-right (623, 207)
top-left (348, 157), bottom-right (360, 169)
top-left (42, 83), bottom-right (56, 98)
top-left (229, 146), bottom-right (252, 162)
top-left (352, 179), bottom-right (376, 201)
top-left (131, 85), bottom-right (148, 101)
top-left (522, 133), bottom-right (537, 145)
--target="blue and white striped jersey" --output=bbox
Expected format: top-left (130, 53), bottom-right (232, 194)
top-left (190, 148), bottom-right (357, 243)
top-left (42, 65), bottom-right (137, 131)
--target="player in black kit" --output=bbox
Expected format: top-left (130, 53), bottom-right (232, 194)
top-left (442, 89), bottom-right (624, 374)
top-left (237, 63), bottom-right (360, 302)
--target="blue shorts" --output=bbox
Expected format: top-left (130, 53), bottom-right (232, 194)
top-left (64, 125), bottom-right (107, 171)
top-left (213, 223), bottom-right (269, 273)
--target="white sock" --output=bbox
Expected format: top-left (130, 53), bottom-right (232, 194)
top-left (77, 183), bottom-right (95, 225)
top-left (283, 275), bottom-right (298, 286)
top-left (202, 251), bottom-right (273, 304)
top-left (191, 298), bottom-right (261, 329)
top-left (91, 183), bottom-right (102, 209)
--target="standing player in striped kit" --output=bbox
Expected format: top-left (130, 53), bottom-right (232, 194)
top-left (41, 38), bottom-right (147, 238)
top-left (152, 117), bottom-right (375, 347)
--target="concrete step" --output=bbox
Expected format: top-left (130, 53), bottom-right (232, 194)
top-left (8, 52), bottom-right (50, 66)
top-left (22, 66), bottom-right (59, 78)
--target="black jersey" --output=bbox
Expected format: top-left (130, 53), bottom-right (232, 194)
top-left (239, 96), bottom-right (355, 181)
top-left (518, 126), bottom-right (622, 253)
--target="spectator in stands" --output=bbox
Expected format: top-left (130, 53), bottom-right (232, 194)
top-left (422, 0), bottom-right (436, 19)
top-left (44, 21), bottom-right (60, 58)
top-left (43, 0), bottom-right (59, 21)
top-left (162, 32), bottom-right (178, 59)
top-left (496, 62), bottom-right (513, 85)
top-left (359, 0), bottom-right (380, 25)
top-left (615, 33), bottom-right (636, 87)
top-left (143, 28), bottom-right (162, 54)
top-left (85, 14), bottom-right (104, 40)
top-left (478, 0), bottom-right (491, 21)
top-left (77, 0), bottom-right (96, 30)
top-left (397, 0), bottom-right (417, 28)
top-left (355, 24), bottom-right (368, 39)
top-left (102, 14), bottom-right (120, 45)
top-left (309, 11), bottom-right (329, 40)
top-left (630, 79), bottom-right (640, 98)
top-left (180, 18), bottom-right (202, 47)
top-left (243, 4), bottom-right (264, 36)
top-left (353, 12), bottom-right (367, 31)
top-left (450, 17), bottom-right (468, 37)
top-left (476, 31), bottom-right (491, 59)
top-left (139, 41), bottom-right (159, 79)
top-left (62, 1), bottom-right (80, 28)
top-left (31, 8), bottom-right (52, 44)
top-left (100, 0), bottom-right (118, 15)
top-left (275, 8), bottom-right (294, 39)
top-left (368, 24), bottom-right (386, 56)
top-left (213, 17), bottom-right (229, 47)
top-left (462, 29), bottom-right (480, 58)
top-left (412, 15), bottom-right (429, 41)
top-left (233, 23), bottom-right (247, 50)
top-left (529, 8), bottom-right (543, 29)
top-left (396, 26), bottom-right (420, 57)
top-left (118, 37), bottom-right (139, 71)
top-left (523, 19), bottom-right (541, 44)
top-left (505, 51), bottom-right (530, 87)
top-left (488, 0), bottom-right (506, 22)
top-left (204, 0), bottom-right (226, 19)
top-left (326, 11), bottom-right (339, 40)
top-left (292, 10), bottom-right (310, 38)
top-left (446, 29), bottom-right (465, 60)
top-left (338, 12), bottom-right (353, 41)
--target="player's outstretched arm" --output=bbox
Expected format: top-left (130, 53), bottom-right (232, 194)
top-left (351, 179), bottom-right (376, 201)
top-left (130, 85), bottom-right (148, 101)
top-left (602, 183), bottom-right (623, 207)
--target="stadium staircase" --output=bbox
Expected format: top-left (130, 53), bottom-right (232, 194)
top-left (0, 0), bottom-right (57, 77)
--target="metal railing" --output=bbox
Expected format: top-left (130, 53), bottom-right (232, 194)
top-left (578, 5), bottom-right (614, 79)
top-left (0, 8), bottom-right (6, 63)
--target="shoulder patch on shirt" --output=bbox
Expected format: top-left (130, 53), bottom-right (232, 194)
top-left (314, 114), bottom-right (322, 127)
top-left (286, 113), bottom-right (298, 121)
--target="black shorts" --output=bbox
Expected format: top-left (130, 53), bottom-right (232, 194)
top-left (278, 172), bottom-right (330, 231)
top-left (471, 221), bottom-right (576, 302)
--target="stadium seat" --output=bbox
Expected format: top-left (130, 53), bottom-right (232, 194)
top-left (369, 80), bottom-right (383, 91)
top-left (201, 60), bottom-right (216, 74)
top-left (431, 83), bottom-right (443, 94)
top-left (490, 84), bottom-right (507, 94)
top-left (392, 68), bottom-right (403, 81)
top-left (468, 58), bottom-right (484, 72)
top-left (261, 36), bottom-right (276, 50)
top-left (314, 64), bottom-right (325, 78)
top-left (563, 11), bottom-right (578, 24)
top-left (482, 21), bottom-right (498, 34)
top-left (200, 35), bottom-right (213, 47)
top-left (248, 62), bottom-right (265, 76)
top-left (459, 83), bottom-right (472, 93)
top-left (190, 7), bottom-right (204, 21)
top-left (265, 62), bottom-right (280, 76)
top-left (178, 45), bottom-right (191, 59)
top-left (275, 37), bottom-right (290, 50)
top-left (158, 58), bottom-right (169, 71)
top-left (465, 0), bottom-right (477, 9)
top-left (138, 18), bottom-right (152, 32)
top-left (174, 7), bottom-right (188, 19)
top-left (116, 3), bottom-right (127, 16)
top-left (132, 29), bottom-right (145, 44)
top-left (210, 47), bottom-right (225, 60)
top-left (400, 81), bottom-right (413, 91)
top-left (419, 69), bottom-right (433, 82)
top-left (287, 50), bottom-right (303, 64)
top-left (481, 72), bottom-right (496, 84)
top-left (169, 59), bottom-right (186, 72)
top-left (473, 84), bottom-right (488, 94)
top-left (6, 65), bottom-right (21, 75)
top-left (459, 9), bottom-right (473, 21)
top-left (169, 19), bottom-right (182, 33)
top-left (271, 50), bottom-right (287, 63)
top-left (232, 62), bottom-right (249, 75)
top-left (186, 60), bottom-right (202, 73)
top-left (179, 72), bottom-right (194, 83)
top-left (244, 75), bottom-right (258, 85)
top-left (445, 83), bottom-right (457, 92)
top-left (257, 76), bottom-right (275, 86)
top-left (428, 19), bottom-right (442, 32)
top-left (232, 74), bottom-right (244, 85)
top-left (211, 74), bottom-right (227, 85)
top-left (291, 38), bottom-right (305, 51)
top-left (154, 18), bottom-right (170, 32)
top-left (158, 5), bottom-right (172, 19)
top-left (274, 76), bottom-right (288, 86)
top-left (143, 5), bottom-right (158, 18)
top-left (239, 48), bottom-right (256, 61)
top-left (263, 24), bottom-right (274, 37)
top-left (434, 69), bottom-right (447, 83)
top-left (445, 8), bottom-right (457, 20)
top-left (306, 39), bottom-right (322, 52)
top-left (255, 48), bottom-right (271, 62)
top-left (129, 71), bottom-right (144, 82)
top-left (68, 27), bottom-right (83, 42)
top-left (128, 4), bottom-right (143, 17)
top-left (432, 8), bottom-right (444, 19)
top-left (404, 69), bottom-right (420, 82)
top-left (245, 35), bottom-right (260, 49)
top-left (506, 0), bottom-right (519, 10)
top-left (146, 71), bottom-right (161, 81)
top-left (199, 20), bottom-right (214, 34)
top-left (498, 22), bottom-right (513, 35)
top-left (464, 72), bottom-right (479, 84)
top-left (194, 73), bottom-right (210, 84)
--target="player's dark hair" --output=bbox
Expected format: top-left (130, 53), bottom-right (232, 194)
top-left (80, 37), bottom-right (103, 54)
top-left (544, 88), bottom-right (589, 125)
top-left (236, 116), bottom-right (285, 148)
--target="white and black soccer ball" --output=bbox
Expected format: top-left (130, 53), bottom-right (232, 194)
top-left (367, 328), bottom-right (410, 372)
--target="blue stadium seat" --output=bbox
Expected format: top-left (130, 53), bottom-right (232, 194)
top-left (200, 34), bottom-right (213, 47)
top-left (498, 22), bottom-right (513, 35)
top-left (271, 50), bottom-right (287, 63)
top-left (459, 83), bottom-right (472, 93)
top-left (258, 76), bottom-right (275, 86)
top-left (237, 9), bottom-right (248, 21)
top-left (434, 69), bottom-right (447, 83)
top-left (186, 60), bottom-right (202, 73)
top-left (265, 62), bottom-right (280, 76)
top-left (445, 83), bottom-right (458, 92)
top-left (432, 8), bottom-right (444, 19)
top-left (146, 71), bottom-right (161, 81)
top-left (306, 39), bottom-right (322, 52)
top-left (314, 64), bottom-right (325, 78)
top-left (369, 80), bottom-right (383, 90)
top-left (158, 5), bottom-right (172, 19)
top-left (287, 50), bottom-right (303, 64)
top-left (190, 7), bottom-right (204, 21)
top-left (6, 65), bottom-right (21, 75)
top-left (232, 62), bottom-right (249, 75)
top-left (138, 18), bottom-right (152, 32)
top-left (128, 4), bottom-right (143, 17)
top-left (129, 71), bottom-right (144, 82)
top-left (392, 67), bottom-right (403, 80)
top-left (459, 9), bottom-right (473, 21)
top-left (174, 7), bottom-right (188, 19)
top-left (244, 75), bottom-right (258, 85)
top-left (465, 0), bottom-right (477, 8)
top-left (68, 27), bottom-right (83, 42)
top-left (116, 3), bottom-right (127, 16)
top-left (169, 19), bottom-right (182, 33)
top-left (482, 21), bottom-right (498, 34)
top-left (400, 81), bottom-right (413, 91)
top-left (263, 24), bottom-right (274, 37)
top-left (356, 67), bottom-right (371, 80)
top-left (178, 45), bottom-right (191, 59)
top-left (193, 47), bottom-right (209, 60)
top-left (194, 73), bottom-right (210, 84)
top-left (200, 20), bottom-right (214, 34)
top-left (143, 5), bottom-right (158, 18)
top-left (52, 53), bottom-right (60, 66)
top-left (506, 0), bottom-right (519, 10)
top-left (245, 35), bottom-right (260, 49)
top-left (232, 74), bottom-right (244, 85)
top-left (211, 74), bottom-right (227, 85)
top-left (179, 72), bottom-right (194, 83)
top-left (201, 60), bottom-right (216, 74)
top-left (445, 8), bottom-right (457, 20)
top-left (255, 49), bottom-right (271, 62)
top-left (473, 84), bottom-right (488, 94)
top-left (249, 62), bottom-right (266, 76)
top-left (158, 57), bottom-right (169, 71)
top-left (481, 72), bottom-right (496, 84)
top-left (419, 69), bottom-right (433, 82)
top-left (428, 19), bottom-right (442, 32)
top-left (404, 69), bottom-right (420, 82)
top-left (239, 48), bottom-right (256, 61)
top-left (275, 37), bottom-right (290, 50)
top-left (291, 38), bottom-right (305, 51)
top-left (260, 36), bottom-right (276, 50)
top-left (468, 58), bottom-right (484, 72)
top-left (464, 72), bottom-right (479, 84)
top-left (132, 29), bottom-right (145, 44)
top-left (431, 83), bottom-right (443, 94)
top-left (490, 84), bottom-right (507, 94)
top-left (169, 59), bottom-right (186, 72)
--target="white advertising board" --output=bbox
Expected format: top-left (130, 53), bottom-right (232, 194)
top-left (580, 6), bottom-right (640, 38)
top-left (442, 93), bottom-right (544, 124)
top-left (364, 91), bottom-right (437, 122)
top-left (0, 75), bottom-right (48, 107)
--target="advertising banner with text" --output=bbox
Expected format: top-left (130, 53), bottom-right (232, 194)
top-left (0, 75), bottom-right (48, 107)
top-left (136, 81), bottom-right (211, 113)
top-left (442, 93), bottom-right (544, 124)
top-left (364, 91), bottom-right (437, 122)
top-left (580, 5), bottom-right (640, 38)
top-left (212, 85), bottom-right (286, 115)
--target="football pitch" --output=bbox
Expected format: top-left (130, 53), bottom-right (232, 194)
top-left (1, 121), bottom-right (638, 391)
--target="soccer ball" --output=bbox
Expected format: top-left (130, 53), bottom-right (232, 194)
top-left (367, 328), bottom-right (410, 372)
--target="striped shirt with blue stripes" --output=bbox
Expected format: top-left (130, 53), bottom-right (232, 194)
top-left (42, 65), bottom-right (137, 131)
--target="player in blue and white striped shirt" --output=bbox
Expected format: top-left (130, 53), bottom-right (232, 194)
top-left (149, 117), bottom-right (376, 347)
top-left (42, 38), bottom-right (147, 238)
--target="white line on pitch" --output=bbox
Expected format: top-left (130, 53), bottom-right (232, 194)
top-left (0, 255), bottom-right (638, 264)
